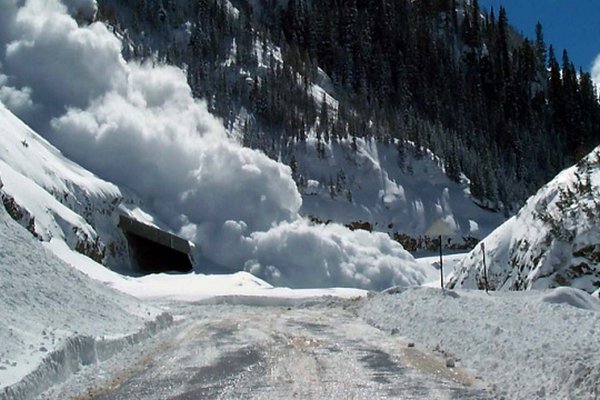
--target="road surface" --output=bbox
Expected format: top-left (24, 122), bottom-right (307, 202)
top-left (40, 300), bottom-right (492, 399)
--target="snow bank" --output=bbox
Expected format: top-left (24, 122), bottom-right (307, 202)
top-left (449, 147), bottom-right (600, 294)
top-left (361, 288), bottom-right (600, 399)
top-left (0, 203), bottom-right (168, 398)
top-left (1, 315), bottom-right (172, 400)
top-left (0, 0), bottom-right (424, 290)
top-left (540, 287), bottom-right (600, 311)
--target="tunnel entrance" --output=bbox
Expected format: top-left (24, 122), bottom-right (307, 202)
top-left (118, 215), bottom-right (193, 273)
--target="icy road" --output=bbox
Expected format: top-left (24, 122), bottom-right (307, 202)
top-left (41, 300), bottom-right (492, 399)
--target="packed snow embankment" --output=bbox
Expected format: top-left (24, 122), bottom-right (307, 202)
top-left (360, 287), bottom-right (600, 400)
top-left (449, 147), bottom-right (600, 293)
top-left (0, 203), bottom-right (171, 400)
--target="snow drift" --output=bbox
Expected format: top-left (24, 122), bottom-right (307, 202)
top-left (449, 147), bottom-right (600, 293)
top-left (0, 0), bottom-right (424, 290)
top-left (0, 200), bottom-right (168, 398)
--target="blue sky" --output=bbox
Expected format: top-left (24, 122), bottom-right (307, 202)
top-left (478, 0), bottom-right (600, 72)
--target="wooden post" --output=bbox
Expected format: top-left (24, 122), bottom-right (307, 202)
top-left (439, 235), bottom-right (444, 290)
top-left (481, 242), bottom-right (488, 293)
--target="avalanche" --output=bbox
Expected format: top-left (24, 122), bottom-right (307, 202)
top-left (0, 0), bottom-right (426, 291)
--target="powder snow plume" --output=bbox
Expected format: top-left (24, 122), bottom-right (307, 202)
top-left (593, 53), bottom-right (600, 92)
top-left (0, 0), bottom-right (424, 290)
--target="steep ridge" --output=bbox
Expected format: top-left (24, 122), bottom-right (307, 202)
top-left (449, 147), bottom-right (600, 294)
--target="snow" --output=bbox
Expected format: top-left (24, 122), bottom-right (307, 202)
top-left (450, 147), bottom-right (600, 294)
top-left (0, 102), bottom-right (137, 271)
top-left (38, 300), bottom-right (492, 400)
top-left (44, 238), bottom-right (366, 303)
top-left (0, 0), bottom-right (429, 291)
top-left (0, 204), bottom-right (162, 395)
top-left (415, 252), bottom-right (468, 287)
top-left (540, 286), bottom-right (600, 311)
top-left (592, 53), bottom-right (600, 90)
top-left (1, 1), bottom-right (597, 397)
top-left (295, 136), bottom-right (505, 243)
top-left (0, 83), bottom-right (372, 397)
top-left (0, 182), bottom-right (364, 397)
top-left (361, 287), bottom-right (600, 399)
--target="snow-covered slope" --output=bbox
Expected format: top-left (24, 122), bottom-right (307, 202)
top-left (293, 136), bottom-right (505, 248)
top-left (449, 147), bottom-right (600, 294)
top-left (0, 102), bottom-right (162, 273)
top-left (95, 0), bottom-right (506, 251)
top-left (0, 103), bottom-right (114, 256)
top-left (0, 99), bottom-right (426, 290)
top-left (0, 202), bottom-right (168, 399)
top-left (0, 0), bottom-right (431, 291)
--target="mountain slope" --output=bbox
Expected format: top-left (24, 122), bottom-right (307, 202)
top-left (449, 147), bottom-right (600, 293)
top-left (0, 0), bottom-right (432, 291)
top-left (293, 136), bottom-right (504, 247)
top-left (0, 102), bottom-right (166, 273)
top-left (94, 0), bottom-right (507, 248)
top-left (97, 0), bottom-right (600, 212)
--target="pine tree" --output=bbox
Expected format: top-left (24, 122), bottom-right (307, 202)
top-left (534, 22), bottom-right (547, 72)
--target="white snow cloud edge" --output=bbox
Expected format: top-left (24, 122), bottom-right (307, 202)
top-left (0, 0), bottom-right (424, 290)
top-left (592, 53), bottom-right (600, 93)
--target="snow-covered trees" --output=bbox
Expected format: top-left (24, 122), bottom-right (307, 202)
top-left (96, 0), bottom-right (600, 210)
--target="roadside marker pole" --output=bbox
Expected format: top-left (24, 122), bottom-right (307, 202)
top-left (481, 242), bottom-right (489, 293)
top-left (439, 235), bottom-right (444, 290)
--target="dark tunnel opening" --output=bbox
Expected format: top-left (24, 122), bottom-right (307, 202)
top-left (119, 215), bottom-right (193, 274)
top-left (124, 232), bottom-right (193, 273)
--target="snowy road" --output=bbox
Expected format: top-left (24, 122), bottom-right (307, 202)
top-left (41, 301), bottom-right (492, 399)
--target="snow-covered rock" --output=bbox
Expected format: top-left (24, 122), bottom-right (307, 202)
top-left (0, 103), bottom-right (116, 260)
top-left (449, 147), bottom-right (600, 293)
top-left (0, 102), bottom-right (161, 273)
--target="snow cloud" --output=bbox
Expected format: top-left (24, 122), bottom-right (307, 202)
top-left (592, 53), bottom-right (600, 92)
top-left (2, 0), bottom-right (125, 125)
top-left (0, 71), bottom-right (35, 116)
top-left (243, 221), bottom-right (423, 289)
top-left (0, 0), bottom-right (423, 290)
